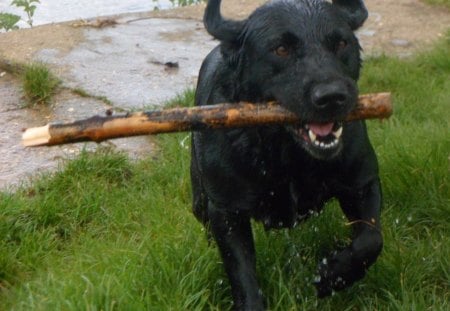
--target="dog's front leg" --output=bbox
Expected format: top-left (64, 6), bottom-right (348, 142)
top-left (315, 178), bottom-right (383, 297)
top-left (208, 202), bottom-right (264, 310)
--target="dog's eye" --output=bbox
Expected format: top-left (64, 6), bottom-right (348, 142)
top-left (335, 40), bottom-right (347, 53)
top-left (274, 45), bottom-right (289, 57)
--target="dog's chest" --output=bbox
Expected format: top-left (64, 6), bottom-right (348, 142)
top-left (250, 146), bottom-right (338, 228)
top-left (224, 128), bottom-right (343, 227)
top-left (256, 166), bottom-right (335, 228)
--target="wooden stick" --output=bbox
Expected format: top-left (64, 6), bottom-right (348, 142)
top-left (22, 92), bottom-right (392, 147)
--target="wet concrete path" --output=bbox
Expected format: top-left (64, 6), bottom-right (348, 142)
top-left (36, 18), bottom-right (216, 110)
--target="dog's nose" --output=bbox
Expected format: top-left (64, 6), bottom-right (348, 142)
top-left (311, 81), bottom-right (349, 110)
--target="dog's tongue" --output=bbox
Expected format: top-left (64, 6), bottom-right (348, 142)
top-left (308, 122), bottom-right (334, 137)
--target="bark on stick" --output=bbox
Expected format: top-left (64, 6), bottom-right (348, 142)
top-left (22, 92), bottom-right (392, 147)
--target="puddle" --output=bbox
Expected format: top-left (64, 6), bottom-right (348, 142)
top-left (0, 0), bottom-right (176, 27)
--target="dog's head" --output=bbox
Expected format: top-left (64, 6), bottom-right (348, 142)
top-left (204, 0), bottom-right (368, 159)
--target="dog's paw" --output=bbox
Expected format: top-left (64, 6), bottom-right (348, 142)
top-left (313, 248), bottom-right (366, 298)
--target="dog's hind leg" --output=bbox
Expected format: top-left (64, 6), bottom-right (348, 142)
top-left (207, 203), bottom-right (265, 311)
top-left (314, 178), bottom-right (383, 297)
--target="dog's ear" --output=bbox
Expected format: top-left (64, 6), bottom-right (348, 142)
top-left (332, 0), bottom-right (368, 30)
top-left (204, 0), bottom-right (246, 43)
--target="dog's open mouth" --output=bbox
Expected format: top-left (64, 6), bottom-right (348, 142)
top-left (288, 121), bottom-right (344, 155)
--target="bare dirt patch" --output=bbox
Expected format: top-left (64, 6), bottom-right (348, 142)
top-left (361, 0), bottom-right (450, 56)
top-left (0, 24), bottom-right (85, 63)
top-left (151, 0), bottom-right (450, 56)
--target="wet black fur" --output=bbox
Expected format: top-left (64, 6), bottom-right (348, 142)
top-left (191, 0), bottom-right (382, 309)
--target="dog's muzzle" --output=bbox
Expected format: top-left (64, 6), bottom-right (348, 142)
top-left (285, 80), bottom-right (356, 159)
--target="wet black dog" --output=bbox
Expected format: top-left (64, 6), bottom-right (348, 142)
top-left (191, 0), bottom-right (382, 309)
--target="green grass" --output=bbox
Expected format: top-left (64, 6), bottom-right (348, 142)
top-left (1, 34), bottom-right (449, 310)
top-left (71, 87), bottom-right (114, 106)
top-left (423, 0), bottom-right (450, 9)
top-left (22, 62), bottom-right (60, 106)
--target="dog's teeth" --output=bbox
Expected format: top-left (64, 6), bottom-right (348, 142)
top-left (333, 126), bottom-right (343, 139)
top-left (308, 129), bottom-right (317, 142)
top-left (314, 138), bottom-right (340, 149)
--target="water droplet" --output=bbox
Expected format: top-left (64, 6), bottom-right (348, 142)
top-left (179, 134), bottom-right (190, 149)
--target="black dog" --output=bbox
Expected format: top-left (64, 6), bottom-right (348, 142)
top-left (191, 0), bottom-right (382, 309)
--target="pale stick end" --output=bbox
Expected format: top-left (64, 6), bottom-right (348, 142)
top-left (22, 124), bottom-right (51, 147)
